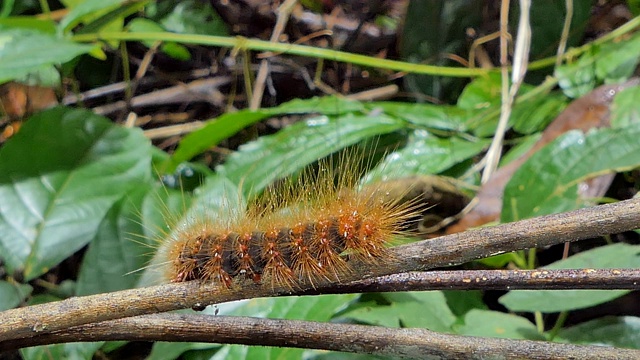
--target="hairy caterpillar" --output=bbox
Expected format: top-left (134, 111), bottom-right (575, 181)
top-left (153, 150), bottom-right (421, 291)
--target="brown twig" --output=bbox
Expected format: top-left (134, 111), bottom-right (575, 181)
top-left (0, 198), bottom-right (639, 345)
top-left (322, 268), bottom-right (640, 293)
top-left (2, 314), bottom-right (638, 359)
top-left (249, 0), bottom-right (298, 110)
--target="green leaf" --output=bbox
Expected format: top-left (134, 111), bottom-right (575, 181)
top-left (443, 290), bottom-right (487, 318)
top-left (218, 113), bottom-right (405, 196)
top-left (277, 95), bottom-right (364, 115)
top-left (148, 342), bottom-right (217, 360)
top-left (77, 0), bottom-right (148, 35)
top-left (59, 0), bottom-right (126, 32)
top-left (0, 29), bottom-right (96, 84)
top-left (0, 17), bottom-right (56, 33)
top-left (595, 33), bottom-right (640, 83)
top-left (127, 18), bottom-right (191, 60)
top-left (499, 243), bottom-right (640, 312)
top-left (511, 93), bottom-right (567, 134)
top-left (0, 281), bottom-right (32, 311)
top-left (21, 342), bottom-right (103, 360)
top-left (557, 32), bottom-right (640, 98)
top-left (374, 102), bottom-right (470, 132)
top-left (168, 111), bottom-right (272, 171)
top-left (555, 48), bottom-right (597, 98)
top-left (456, 309), bottom-right (545, 340)
top-left (457, 74), bottom-right (502, 111)
top-left (557, 316), bottom-right (640, 349)
top-left (499, 133), bottom-right (542, 166)
top-left (610, 85), bottom-right (640, 128)
top-left (0, 107), bottom-right (152, 280)
top-left (169, 96), bottom-right (365, 170)
top-left (339, 291), bottom-right (456, 332)
top-left (364, 130), bottom-right (489, 182)
top-left (158, 0), bottom-right (228, 36)
top-left (502, 123), bottom-right (640, 222)
top-left (75, 186), bottom-right (186, 295)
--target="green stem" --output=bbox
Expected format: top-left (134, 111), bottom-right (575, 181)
top-left (548, 311), bottom-right (569, 340)
top-left (71, 15), bottom-right (640, 80)
top-left (527, 248), bottom-right (537, 269)
top-left (72, 32), bottom-right (488, 78)
top-left (38, 0), bottom-right (50, 14)
top-left (534, 311), bottom-right (545, 334)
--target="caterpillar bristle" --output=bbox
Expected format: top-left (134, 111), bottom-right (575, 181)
top-left (152, 147), bottom-right (422, 291)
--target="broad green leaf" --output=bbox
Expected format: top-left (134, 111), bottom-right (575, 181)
top-left (502, 123), bottom-right (640, 222)
top-left (364, 130), bottom-right (489, 182)
top-left (457, 73), bottom-right (502, 111)
top-left (277, 95), bottom-right (364, 115)
top-left (59, 0), bottom-right (126, 32)
top-left (75, 185), bottom-right (188, 295)
top-left (442, 290), bottom-right (487, 318)
top-left (456, 309), bottom-right (544, 340)
top-left (158, 0), bottom-right (228, 36)
top-left (595, 32), bottom-right (640, 83)
top-left (498, 133), bottom-right (542, 166)
top-left (169, 96), bottom-right (365, 170)
top-left (557, 32), bottom-right (640, 98)
top-left (555, 48), bottom-right (597, 98)
top-left (0, 107), bottom-right (152, 280)
top-left (127, 18), bottom-right (190, 60)
top-left (148, 342), bottom-right (217, 360)
top-left (0, 29), bottom-right (96, 84)
top-left (375, 102), bottom-right (470, 132)
top-left (21, 342), bottom-right (103, 360)
top-left (218, 113), bottom-right (405, 196)
top-left (0, 281), bottom-right (32, 311)
top-left (610, 85), bottom-right (640, 128)
top-left (511, 92), bottom-right (567, 134)
top-left (339, 291), bottom-right (455, 332)
top-left (0, 17), bottom-right (56, 33)
top-left (74, 0), bottom-right (148, 35)
top-left (168, 111), bottom-right (273, 171)
top-left (557, 316), bottom-right (640, 349)
top-left (457, 74), bottom-right (567, 135)
top-left (499, 243), bottom-right (640, 312)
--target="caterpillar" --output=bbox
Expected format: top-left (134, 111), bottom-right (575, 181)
top-left (154, 151), bottom-right (421, 291)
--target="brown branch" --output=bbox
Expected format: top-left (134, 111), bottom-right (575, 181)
top-left (2, 314), bottom-right (639, 359)
top-left (314, 268), bottom-right (640, 293)
top-left (1, 198), bottom-right (639, 345)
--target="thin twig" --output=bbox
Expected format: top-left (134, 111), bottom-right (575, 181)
top-left (329, 268), bottom-right (640, 292)
top-left (249, 0), bottom-right (298, 110)
top-left (555, 0), bottom-right (574, 68)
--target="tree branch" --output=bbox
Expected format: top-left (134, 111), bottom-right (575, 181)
top-left (1, 197), bottom-right (639, 347)
top-left (2, 314), bottom-right (639, 359)
top-left (317, 268), bottom-right (640, 293)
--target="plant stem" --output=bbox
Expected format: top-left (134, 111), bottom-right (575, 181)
top-left (72, 32), bottom-right (487, 78)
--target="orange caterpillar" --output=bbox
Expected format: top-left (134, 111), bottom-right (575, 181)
top-left (157, 154), bottom-right (419, 290)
